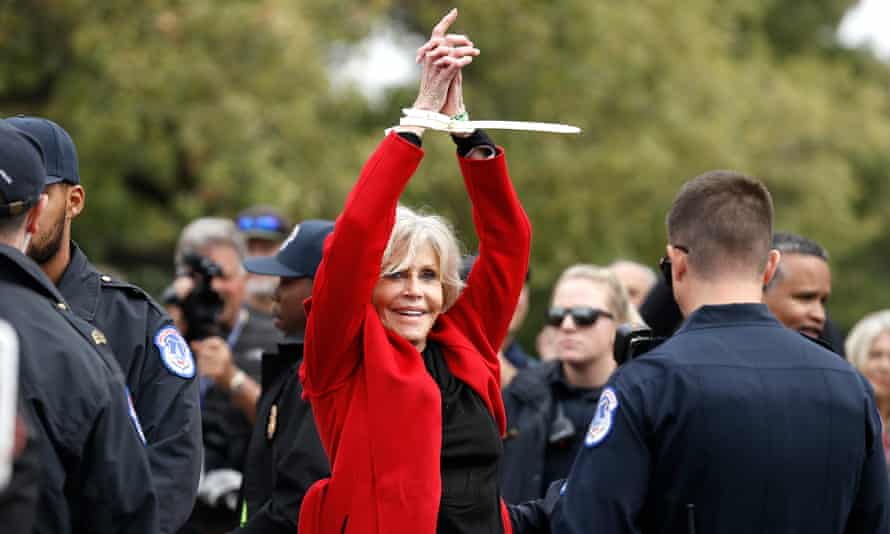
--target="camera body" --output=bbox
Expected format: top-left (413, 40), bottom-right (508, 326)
top-left (613, 324), bottom-right (665, 366)
top-left (178, 253), bottom-right (225, 342)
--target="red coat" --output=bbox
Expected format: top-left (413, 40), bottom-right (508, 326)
top-left (299, 133), bottom-right (531, 534)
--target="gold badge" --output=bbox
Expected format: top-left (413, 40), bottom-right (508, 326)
top-left (91, 329), bottom-right (108, 345)
top-left (266, 404), bottom-right (278, 440)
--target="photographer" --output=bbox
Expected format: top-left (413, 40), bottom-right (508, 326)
top-left (173, 217), bottom-right (280, 534)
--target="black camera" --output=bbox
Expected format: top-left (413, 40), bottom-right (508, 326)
top-left (178, 253), bottom-right (225, 342)
top-left (613, 324), bottom-right (665, 366)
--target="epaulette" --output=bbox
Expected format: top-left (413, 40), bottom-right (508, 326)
top-left (98, 274), bottom-right (169, 318)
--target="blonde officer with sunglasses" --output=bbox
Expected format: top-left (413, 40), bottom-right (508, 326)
top-left (500, 264), bottom-right (643, 505)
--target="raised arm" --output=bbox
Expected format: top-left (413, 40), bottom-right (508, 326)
top-left (303, 9), bottom-right (480, 396)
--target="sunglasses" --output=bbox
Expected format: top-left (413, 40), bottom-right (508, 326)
top-left (237, 214), bottom-right (287, 234)
top-left (547, 306), bottom-right (614, 328)
top-left (659, 244), bottom-right (690, 289)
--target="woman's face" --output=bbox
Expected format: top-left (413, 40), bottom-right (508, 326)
top-left (371, 242), bottom-right (443, 352)
top-left (863, 330), bottom-right (890, 403)
top-left (551, 278), bottom-right (616, 365)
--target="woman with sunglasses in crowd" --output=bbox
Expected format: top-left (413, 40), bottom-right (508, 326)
top-left (500, 265), bottom-right (643, 505)
top-left (298, 9), bottom-right (531, 534)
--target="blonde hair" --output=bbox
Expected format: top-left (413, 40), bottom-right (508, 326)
top-left (553, 264), bottom-right (645, 326)
top-left (845, 310), bottom-right (890, 372)
top-left (381, 205), bottom-right (464, 310)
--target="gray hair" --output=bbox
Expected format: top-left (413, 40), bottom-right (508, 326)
top-left (845, 310), bottom-right (890, 372)
top-left (175, 217), bottom-right (247, 269)
top-left (382, 205), bottom-right (464, 310)
top-left (554, 264), bottom-right (645, 326)
top-left (766, 232), bottom-right (829, 290)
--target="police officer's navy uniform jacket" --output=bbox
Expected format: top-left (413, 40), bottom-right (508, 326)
top-left (235, 337), bottom-right (330, 533)
top-left (58, 242), bottom-right (202, 534)
top-left (0, 244), bottom-right (159, 533)
top-left (553, 303), bottom-right (889, 534)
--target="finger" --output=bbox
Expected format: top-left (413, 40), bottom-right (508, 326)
top-left (434, 55), bottom-right (475, 69)
top-left (425, 45), bottom-right (454, 61)
top-left (416, 37), bottom-right (445, 62)
top-left (430, 8), bottom-right (458, 39)
top-left (449, 46), bottom-right (480, 58)
top-left (444, 34), bottom-right (473, 48)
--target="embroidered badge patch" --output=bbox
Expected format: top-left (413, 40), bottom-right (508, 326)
top-left (154, 326), bottom-right (195, 379)
top-left (585, 387), bottom-right (619, 447)
top-left (126, 387), bottom-right (147, 445)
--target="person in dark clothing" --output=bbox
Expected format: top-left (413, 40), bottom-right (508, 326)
top-left (553, 170), bottom-right (888, 533)
top-left (233, 219), bottom-right (333, 533)
top-left (501, 264), bottom-right (641, 504)
top-left (0, 122), bottom-right (159, 533)
top-left (6, 115), bottom-right (202, 534)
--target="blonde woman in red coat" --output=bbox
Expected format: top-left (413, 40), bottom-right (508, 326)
top-left (299, 9), bottom-right (532, 534)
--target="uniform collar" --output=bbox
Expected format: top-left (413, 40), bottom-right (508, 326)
top-left (677, 303), bottom-right (778, 334)
top-left (56, 241), bottom-right (101, 321)
top-left (0, 243), bottom-right (68, 304)
top-left (262, 337), bottom-right (304, 390)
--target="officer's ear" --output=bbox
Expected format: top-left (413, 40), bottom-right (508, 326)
top-left (762, 249), bottom-right (781, 288)
top-left (66, 185), bottom-right (85, 220)
top-left (666, 244), bottom-right (688, 285)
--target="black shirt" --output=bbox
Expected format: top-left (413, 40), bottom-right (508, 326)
top-left (422, 342), bottom-right (504, 534)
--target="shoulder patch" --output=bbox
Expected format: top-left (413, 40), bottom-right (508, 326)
top-left (154, 326), bottom-right (195, 379)
top-left (585, 387), bottom-right (619, 447)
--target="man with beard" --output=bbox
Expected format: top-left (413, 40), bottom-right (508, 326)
top-left (5, 116), bottom-right (202, 534)
top-left (0, 121), bottom-right (158, 533)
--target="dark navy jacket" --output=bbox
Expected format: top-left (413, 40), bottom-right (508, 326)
top-left (553, 303), bottom-right (888, 534)
top-left (235, 337), bottom-right (329, 533)
top-left (57, 242), bottom-right (201, 534)
top-left (0, 244), bottom-right (158, 533)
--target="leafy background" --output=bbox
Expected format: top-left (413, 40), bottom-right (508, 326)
top-left (2, 0), bottom-right (888, 349)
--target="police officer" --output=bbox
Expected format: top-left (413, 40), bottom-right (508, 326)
top-left (6, 116), bottom-right (201, 533)
top-left (553, 170), bottom-right (889, 533)
top-left (234, 219), bottom-right (332, 532)
top-left (0, 122), bottom-right (159, 532)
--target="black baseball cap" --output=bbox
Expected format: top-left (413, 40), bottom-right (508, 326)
top-left (0, 122), bottom-right (46, 218)
top-left (5, 116), bottom-right (80, 186)
top-left (243, 219), bottom-right (334, 279)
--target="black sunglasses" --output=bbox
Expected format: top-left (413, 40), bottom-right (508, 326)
top-left (659, 244), bottom-right (690, 289)
top-left (547, 306), bottom-right (614, 328)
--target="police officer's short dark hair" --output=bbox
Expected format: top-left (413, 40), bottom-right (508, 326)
top-left (667, 170), bottom-right (773, 280)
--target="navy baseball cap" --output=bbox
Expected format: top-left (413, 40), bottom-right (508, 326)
top-left (236, 205), bottom-right (291, 241)
top-left (0, 122), bottom-right (46, 218)
top-left (5, 116), bottom-right (80, 186)
top-left (243, 219), bottom-right (334, 279)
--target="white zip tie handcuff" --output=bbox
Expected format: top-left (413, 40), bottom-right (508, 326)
top-left (386, 108), bottom-right (581, 135)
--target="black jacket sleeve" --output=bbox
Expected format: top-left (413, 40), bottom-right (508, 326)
top-left (74, 374), bottom-right (160, 533)
top-left (234, 375), bottom-right (330, 533)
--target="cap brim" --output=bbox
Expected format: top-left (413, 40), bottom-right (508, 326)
top-left (243, 255), bottom-right (306, 277)
top-left (45, 175), bottom-right (65, 186)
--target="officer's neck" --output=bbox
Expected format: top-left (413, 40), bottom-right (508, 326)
top-left (677, 277), bottom-right (764, 318)
top-left (562, 353), bottom-right (616, 389)
top-left (41, 232), bottom-right (73, 286)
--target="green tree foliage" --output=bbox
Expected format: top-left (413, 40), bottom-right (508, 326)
top-left (1, 1), bottom-right (888, 343)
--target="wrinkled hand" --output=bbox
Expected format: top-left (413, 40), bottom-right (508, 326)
top-left (412, 8), bottom-right (479, 113)
top-left (191, 336), bottom-right (236, 386)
